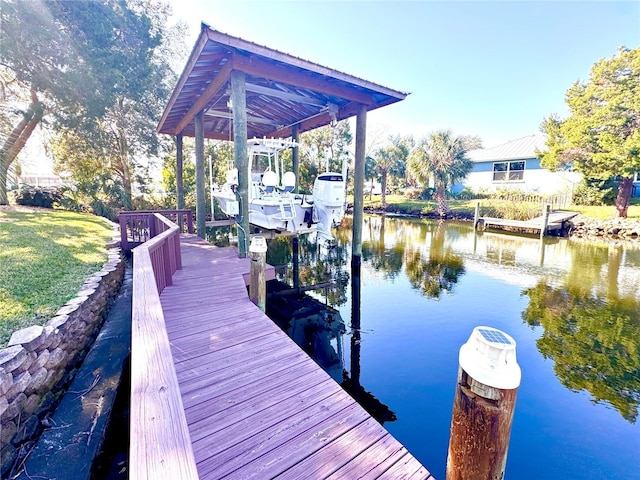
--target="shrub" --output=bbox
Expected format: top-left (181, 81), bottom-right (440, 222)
top-left (452, 187), bottom-right (481, 200)
top-left (419, 187), bottom-right (436, 200)
top-left (56, 186), bottom-right (119, 221)
top-left (484, 200), bottom-right (540, 220)
top-left (403, 187), bottom-right (423, 200)
top-left (14, 185), bottom-right (62, 208)
top-left (572, 178), bottom-right (618, 206)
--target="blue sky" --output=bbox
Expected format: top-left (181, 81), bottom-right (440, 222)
top-left (170, 1), bottom-right (639, 148)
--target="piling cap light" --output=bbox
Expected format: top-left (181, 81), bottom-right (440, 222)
top-left (459, 326), bottom-right (521, 389)
top-left (249, 236), bottom-right (267, 254)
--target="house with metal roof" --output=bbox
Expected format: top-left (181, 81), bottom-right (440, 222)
top-left (454, 133), bottom-right (582, 195)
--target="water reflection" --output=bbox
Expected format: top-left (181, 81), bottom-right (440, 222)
top-left (521, 242), bottom-right (640, 423)
top-left (265, 233), bottom-right (396, 425)
top-left (405, 221), bottom-right (465, 299)
top-left (256, 216), bottom-right (640, 478)
top-left (266, 280), bottom-right (345, 382)
top-left (342, 267), bottom-right (397, 424)
top-left (362, 216), bottom-right (466, 298)
top-left (267, 235), bottom-right (350, 307)
top-left (264, 216), bottom-right (640, 425)
top-left (362, 215), bottom-right (404, 281)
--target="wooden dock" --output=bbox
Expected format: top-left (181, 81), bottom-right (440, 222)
top-left (479, 210), bottom-right (579, 235)
top-left (157, 235), bottom-right (433, 479)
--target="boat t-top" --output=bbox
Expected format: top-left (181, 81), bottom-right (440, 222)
top-left (213, 137), bottom-right (347, 242)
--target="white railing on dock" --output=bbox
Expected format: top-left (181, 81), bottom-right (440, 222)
top-left (130, 214), bottom-right (198, 480)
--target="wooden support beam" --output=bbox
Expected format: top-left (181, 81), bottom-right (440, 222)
top-left (231, 70), bottom-right (249, 258)
top-left (540, 204), bottom-right (551, 240)
top-left (291, 125), bottom-right (299, 193)
top-left (232, 55), bottom-right (374, 106)
top-left (245, 82), bottom-right (327, 107)
top-left (270, 111), bottom-right (333, 139)
top-left (352, 103), bottom-right (367, 261)
top-left (173, 60), bottom-right (233, 136)
top-left (205, 110), bottom-right (280, 126)
top-left (195, 111), bottom-right (206, 239)
top-left (176, 134), bottom-right (184, 211)
top-left (269, 100), bottom-right (370, 138)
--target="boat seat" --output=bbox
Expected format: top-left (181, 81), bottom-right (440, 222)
top-left (261, 170), bottom-right (278, 193)
top-left (279, 171), bottom-right (296, 193)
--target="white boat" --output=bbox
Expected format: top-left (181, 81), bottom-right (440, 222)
top-left (213, 137), bottom-right (346, 242)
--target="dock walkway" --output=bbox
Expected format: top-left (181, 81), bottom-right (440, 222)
top-left (159, 235), bottom-right (432, 479)
top-left (479, 210), bottom-right (579, 235)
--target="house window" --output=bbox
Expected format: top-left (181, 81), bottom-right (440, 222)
top-left (493, 161), bottom-right (525, 182)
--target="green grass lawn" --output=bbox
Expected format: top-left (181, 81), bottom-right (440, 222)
top-left (0, 207), bottom-right (113, 346)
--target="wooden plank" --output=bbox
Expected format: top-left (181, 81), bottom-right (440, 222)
top-left (170, 325), bottom-right (279, 364)
top-left (326, 435), bottom-right (411, 480)
top-left (273, 417), bottom-right (387, 479)
top-left (203, 397), bottom-right (370, 479)
top-left (173, 332), bottom-right (284, 377)
top-left (186, 372), bottom-right (332, 440)
top-left (156, 236), bottom-right (432, 480)
top-left (204, 218), bottom-right (234, 227)
top-left (190, 376), bottom-right (337, 451)
top-left (130, 247), bottom-right (198, 480)
top-left (196, 395), bottom-right (357, 478)
top-left (198, 395), bottom-right (366, 479)
top-left (377, 452), bottom-right (434, 480)
top-left (178, 348), bottom-right (310, 400)
top-left (232, 52), bottom-right (374, 105)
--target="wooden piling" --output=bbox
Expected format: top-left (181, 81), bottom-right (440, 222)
top-left (473, 201), bottom-right (480, 229)
top-left (292, 125), bottom-right (299, 193)
top-left (447, 326), bottom-right (521, 480)
top-left (194, 111), bottom-right (205, 238)
top-left (540, 204), bottom-right (551, 240)
top-left (231, 70), bottom-right (249, 257)
top-left (249, 236), bottom-right (267, 311)
top-left (176, 134), bottom-right (185, 231)
top-left (292, 235), bottom-right (300, 294)
top-left (351, 103), bottom-right (367, 264)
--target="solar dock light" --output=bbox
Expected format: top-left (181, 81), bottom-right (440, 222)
top-left (249, 236), bottom-right (267, 312)
top-left (446, 326), bottom-right (521, 480)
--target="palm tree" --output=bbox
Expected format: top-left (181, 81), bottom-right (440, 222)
top-left (373, 135), bottom-right (410, 208)
top-left (408, 130), bottom-right (479, 217)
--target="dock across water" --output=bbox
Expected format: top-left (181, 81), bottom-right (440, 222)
top-left (477, 210), bottom-right (579, 236)
top-left (132, 233), bottom-right (433, 479)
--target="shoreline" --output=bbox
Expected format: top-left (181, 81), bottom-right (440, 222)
top-left (360, 206), bottom-right (640, 245)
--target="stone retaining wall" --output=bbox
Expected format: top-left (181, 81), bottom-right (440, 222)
top-left (569, 217), bottom-right (640, 242)
top-left (0, 240), bottom-right (125, 477)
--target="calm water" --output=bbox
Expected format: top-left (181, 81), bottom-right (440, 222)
top-left (255, 216), bottom-right (640, 480)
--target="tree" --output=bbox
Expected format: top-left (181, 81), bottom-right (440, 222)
top-left (299, 121), bottom-right (352, 191)
top-left (408, 130), bottom-right (479, 217)
top-left (51, 0), bottom-right (174, 210)
top-left (539, 47), bottom-right (640, 217)
top-left (364, 155), bottom-right (376, 199)
top-left (1, 0), bottom-right (178, 208)
top-left (372, 135), bottom-right (410, 208)
top-left (0, 0), bottom-right (121, 204)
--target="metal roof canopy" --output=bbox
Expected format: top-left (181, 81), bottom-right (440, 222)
top-left (158, 24), bottom-right (408, 140)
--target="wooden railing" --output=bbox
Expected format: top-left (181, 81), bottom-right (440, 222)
top-left (130, 214), bottom-right (198, 480)
top-left (542, 191), bottom-right (573, 210)
top-left (119, 209), bottom-right (193, 251)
